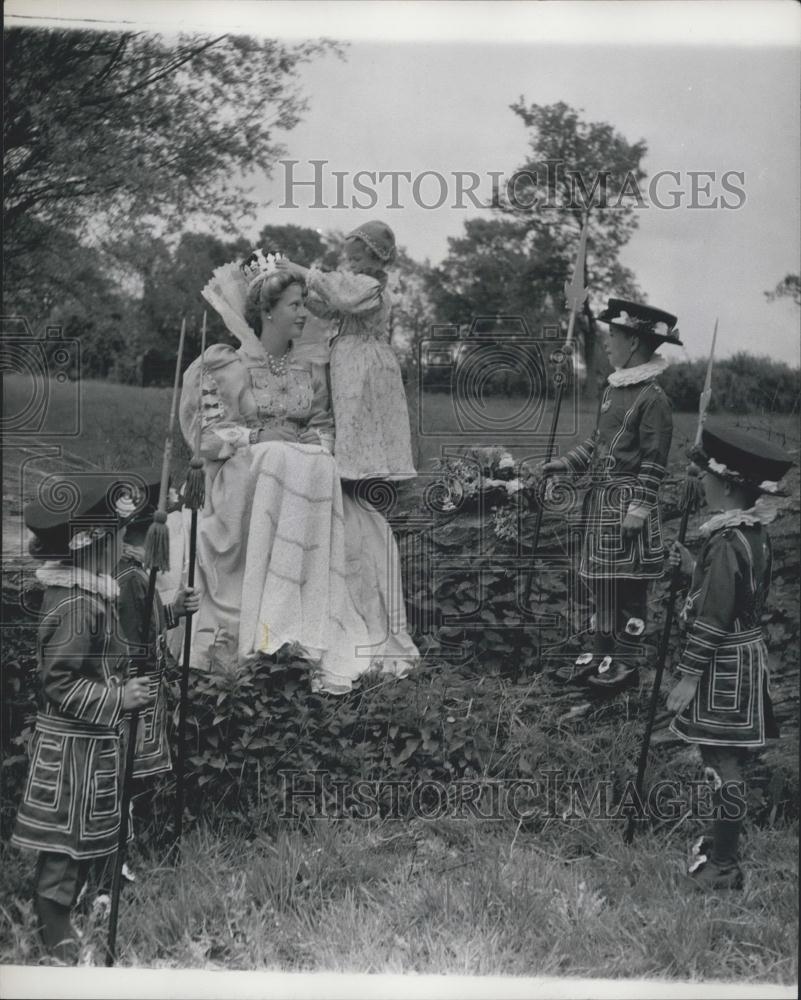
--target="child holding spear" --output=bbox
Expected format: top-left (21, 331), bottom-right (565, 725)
top-left (666, 423), bottom-right (793, 889)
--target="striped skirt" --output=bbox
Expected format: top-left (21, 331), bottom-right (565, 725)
top-left (670, 628), bottom-right (779, 747)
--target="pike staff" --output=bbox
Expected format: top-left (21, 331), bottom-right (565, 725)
top-left (623, 318), bottom-right (718, 845)
top-left (522, 214), bottom-right (590, 608)
top-left (174, 312), bottom-right (207, 848)
top-left (106, 319), bottom-right (186, 965)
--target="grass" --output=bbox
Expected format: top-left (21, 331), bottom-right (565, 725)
top-left (3, 375), bottom-right (191, 478)
top-left (0, 814), bottom-right (797, 980)
top-left (6, 374), bottom-right (799, 482)
top-left (2, 373), bottom-right (798, 981)
top-left (412, 386), bottom-right (800, 471)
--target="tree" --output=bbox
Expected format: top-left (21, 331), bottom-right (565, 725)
top-left (765, 274), bottom-right (801, 307)
top-left (4, 28), bottom-right (341, 273)
top-left (425, 218), bottom-right (535, 327)
top-left (256, 224), bottom-right (340, 269)
top-left (428, 102), bottom-right (646, 394)
top-left (505, 101), bottom-right (647, 391)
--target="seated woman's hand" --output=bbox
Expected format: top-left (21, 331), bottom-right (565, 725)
top-left (255, 425), bottom-right (299, 443)
top-left (298, 427), bottom-right (323, 445)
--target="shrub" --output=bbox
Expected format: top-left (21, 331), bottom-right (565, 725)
top-left (658, 354), bottom-right (800, 415)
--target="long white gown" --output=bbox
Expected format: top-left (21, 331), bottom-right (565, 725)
top-left (177, 336), bottom-right (418, 694)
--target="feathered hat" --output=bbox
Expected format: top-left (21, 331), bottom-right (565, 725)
top-left (597, 298), bottom-right (682, 346)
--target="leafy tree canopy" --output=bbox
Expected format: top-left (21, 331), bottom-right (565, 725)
top-left (4, 27), bottom-right (341, 269)
top-left (765, 274), bottom-right (801, 307)
top-left (426, 102), bottom-right (647, 392)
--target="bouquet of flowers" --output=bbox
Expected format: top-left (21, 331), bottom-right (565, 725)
top-left (429, 446), bottom-right (541, 541)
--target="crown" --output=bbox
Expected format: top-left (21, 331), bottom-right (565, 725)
top-left (241, 248), bottom-right (284, 288)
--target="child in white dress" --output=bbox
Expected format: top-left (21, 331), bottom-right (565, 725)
top-left (277, 221), bottom-right (416, 482)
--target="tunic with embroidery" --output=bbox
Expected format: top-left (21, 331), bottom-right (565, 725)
top-left (178, 342), bottom-right (418, 691)
top-left (561, 362), bottom-right (673, 580)
top-left (305, 268), bottom-right (416, 481)
top-left (12, 574), bottom-right (130, 859)
top-left (115, 553), bottom-right (173, 778)
top-left (670, 515), bottom-right (778, 747)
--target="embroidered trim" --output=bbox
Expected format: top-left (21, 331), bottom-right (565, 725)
top-left (607, 354), bottom-right (669, 387)
top-left (35, 562), bottom-right (120, 600)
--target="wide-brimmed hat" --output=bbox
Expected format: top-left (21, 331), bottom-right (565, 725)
top-left (689, 422), bottom-right (794, 496)
top-left (24, 468), bottom-right (165, 559)
top-left (597, 298), bottom-right (682, 346)
top-left (346, 221), bottom-right (396, 264)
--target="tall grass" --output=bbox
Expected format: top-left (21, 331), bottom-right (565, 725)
top-left (1, 815), bottom-right (796, 980)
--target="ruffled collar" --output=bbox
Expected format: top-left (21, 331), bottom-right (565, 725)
top-left (699, 502), bottom-right (778, 538)
top-left (607, 354), bottom-right (668, 387)
top-left (35, 561), bottom-right (120, 600)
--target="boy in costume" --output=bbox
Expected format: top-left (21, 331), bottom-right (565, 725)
top-left (543, 298), bottom-right (681, 692)
top-left (13, 472), bottom-right (154, 962)
top-left (667, 423), bottom-right (792, 890)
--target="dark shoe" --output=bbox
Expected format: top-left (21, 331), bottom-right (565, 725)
top-left (586, 657), bottom-right (638, 691)
top-left (685, 857), bottom-right (744, 892)
top-left (35, 896), bottom-right (79, 964)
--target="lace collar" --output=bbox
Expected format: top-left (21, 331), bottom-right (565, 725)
top-left (607, 354), bottom-right (668, 388)
top-left (699, 503), bottom-right (777, 538)
top-left (35, 561), bottom-right (120, 600)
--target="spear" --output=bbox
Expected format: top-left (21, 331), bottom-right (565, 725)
top-left (522, 214), bottom-right (590, 608)
top-left (106, 319), bottom-right (186, 965)
top-left (174, 312), bottom-right (207, 848)
top-left (624, 318), bottom-right (718, 845)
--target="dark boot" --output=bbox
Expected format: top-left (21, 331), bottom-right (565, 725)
top-left (35, 896), bottom-right (79, 964)
top-left (686, 857), bottom-right (744, 891)
top-left (686, 797), bottom-right (745, 891)
top-left (586, 627), bottom-right (642, 692)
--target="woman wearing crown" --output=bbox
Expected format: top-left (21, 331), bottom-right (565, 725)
top-left (178, 250), bottom-right (419, 692)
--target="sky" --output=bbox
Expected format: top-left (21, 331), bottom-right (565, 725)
top-left (247, 38), bottom-right (800, 367)
top-left (6, 1), bottom-right (801, 366)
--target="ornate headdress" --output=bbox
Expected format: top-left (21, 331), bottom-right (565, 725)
top-left (241, 249), bottom-right (285, 289)
top-left (200, 248), bottom-right (285, 351)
